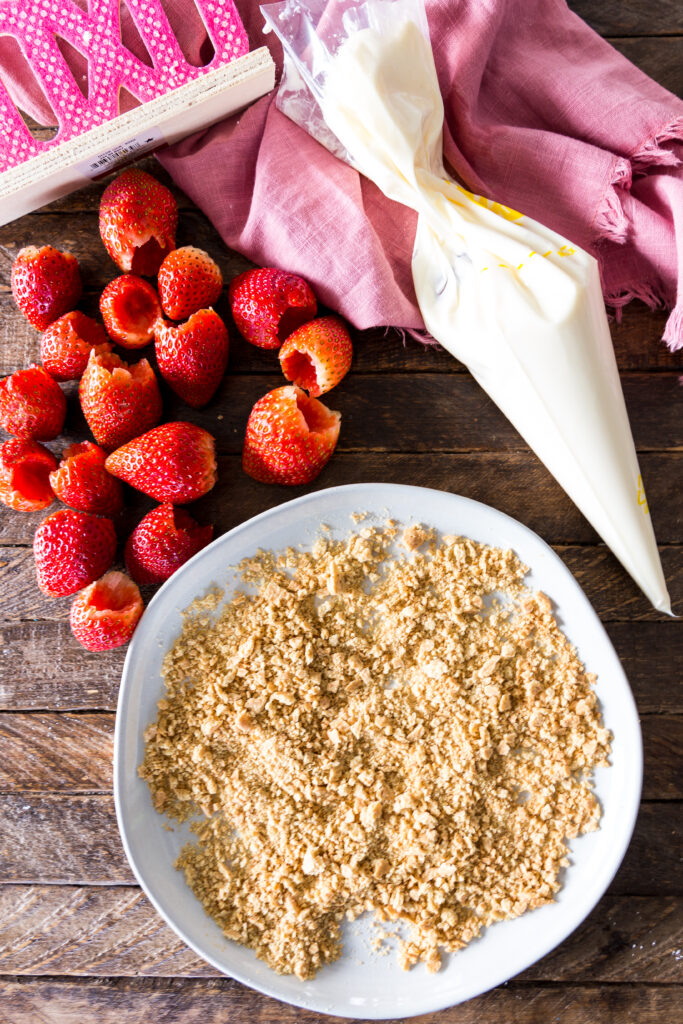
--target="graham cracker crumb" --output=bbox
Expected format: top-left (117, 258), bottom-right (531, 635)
top-left (140, 521), bottom-right (611, 980)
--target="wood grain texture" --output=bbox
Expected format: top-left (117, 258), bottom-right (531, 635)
top-left (1, 543), bottom-right (679, 625)
top-left (0, 796), bottom-right (679, 892)
top-left (609, 36), bottom-right (683, 95)
top-left (0, 369), bottom-right (679, 460)
top-left (0, 714), bottom-right (678, 798)
top-left (570, 0), bottom-right (683, 35)
top-left (1, 452), bottom-right (680, 547)
top-left (0, 715), bottom-right (112, 792)
top-left (0, 619), bottom-right (679, 713)
top-left (1, 977), bottom-right (681, 1024)
top-left (1, 290), bottom-right (680, 378)
top-left (0, 886), bottom-right (679, 982)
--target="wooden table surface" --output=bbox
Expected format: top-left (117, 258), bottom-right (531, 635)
top-left (0, 3), bottom-right (681, 1022)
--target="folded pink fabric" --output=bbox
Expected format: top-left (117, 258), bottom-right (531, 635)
top-left (3, 0), bottom-right (682, 348)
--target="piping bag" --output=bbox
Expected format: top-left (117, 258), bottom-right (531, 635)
top-left (261, 0), bottom-right (671, 614)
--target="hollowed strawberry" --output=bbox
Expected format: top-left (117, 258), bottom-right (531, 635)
top-left (70, 570), bottom-right (144, 651)
top-left (100, 275), bottom-right (163, 348)
top-left (242, 385), bottom-right (340, 485)
top-left (279, 316), bottom-right (353, 397)
top-left (79, 344), bottom-right (163, 451)
top-left (0, 438), bottom-right (57, 511)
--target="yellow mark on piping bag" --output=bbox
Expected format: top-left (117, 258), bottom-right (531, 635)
top-left (542, 250), bottom-right (552, 257)
top-left (454, 185), bottom-right (524, 222)
top-left (517, 264), bottom-right (524, 269)
top-left (637, 475), bottom-right (650, 515)
top-left (558, 245), bottom-right (576, 257)
top-left (529, 251), bottom-right (537, 258)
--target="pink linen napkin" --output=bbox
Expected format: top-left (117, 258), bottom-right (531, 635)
top-left (3, 0), bottom-right (682, 348)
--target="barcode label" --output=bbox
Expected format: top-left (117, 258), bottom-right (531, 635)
top-left (77, 126), bottom-right (165, 179)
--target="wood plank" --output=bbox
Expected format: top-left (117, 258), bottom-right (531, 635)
top-left (1, 452), bottom-right (680, 547)
top-left (0, 543), bottom-right (680, 625)
top-left (0, 714), bottom-right (112, 792)
top-left (0, 371), bottom-right (672, 456)
top-left (608, 36), bottom-right (683, 95)
top-left (0, 619), bottom-right (677, 714)
top-left (0, 977), bottom-right (680, 1023)
top-left (570, 0), bottom-right (683, 35)
top-left (0, 714), bottom-right (678, 799)
top-left (1, 281), bottom-right (680, 377)
top-left (0, 795), bottom-right (678, 892)
top-left (0, 885), bottom-right (679, 982)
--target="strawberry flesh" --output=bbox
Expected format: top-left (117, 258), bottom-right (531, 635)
top-left (99, 169), bottom-right (177, 276)
top-left (279, 316), bottom-right (353, 397)
top-left (0, 438), bottom-right (57, 511)
top-left (100, 275), bottom-right (163, 347)
top-left (70, 571), bottom-right (144, 651)
top-left (41, 311), bottom-right (108, 382)
top-left (79, 344), bottom-right (162, 451)
top-left (243, 385), bottom-right (340, 485)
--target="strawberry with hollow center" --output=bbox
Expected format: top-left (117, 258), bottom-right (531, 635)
top-left (41, 311), bottom-right (109, 382)
top-left (99, 168), bottom-right (177, 276)
top-left (79, 344), bottom-right (163, 451)
top-left (49, 441), bottom-right (124, 517)
top-left (0, 438), bottom-right (57, 511)
top-left (243, 385), bottom-right (340, 485)
top-left (279, 316), bottom-right (353, 397)
top-left (229, 268), bottom-right (317, 350)
top-left (70, 571), bottom-right (144, 652)
top-left (100, 275), bottom-right (163, 348)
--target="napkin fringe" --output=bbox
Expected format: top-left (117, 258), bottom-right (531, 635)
top-left (630, 115), bottom-right (683, 172)
top-left (594, 156), bottom-right (632, 245)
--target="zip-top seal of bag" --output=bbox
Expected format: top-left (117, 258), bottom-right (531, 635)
top-left (262, 0), bottom-right (672, 615)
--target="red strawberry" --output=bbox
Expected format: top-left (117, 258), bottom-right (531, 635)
top-left (105, 422), bottom-right (217, 503)
top-left (40, 311), bottom-right (108, 381)
top-left (157, 246), bottom-right (223, 320)
top-left (243, 385), bottom-right (340, 485)
top-left (229, 268), bottom-right (317, 350)
top-left (279, 316), bottom-right (353, 397)
top-left (70, 571), bottom-right (143, 652)
top-left (155, 309), bottom-right (229, 407)
top-left (11, 246), bottom-right (82, 330)
top-left (79, 344), bottom-right (162, 451)
top-left (125, 503), bottom-right (213, 584)
top-left (33, 509), bottom-right (117, 597)
top-left (0, 365), bottom-right (66, 440)
top-left (49, 441), bottom-right (124, 516)
top-left (99, 168), bottom-right (177, 276)
top-left (99, 274), bottom-right (163, 348)
top-left (0, 438), bottom-right (57, 511)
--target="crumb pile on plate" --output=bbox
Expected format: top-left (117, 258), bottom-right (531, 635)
top-left (139, 522), bottom-right (611, 979)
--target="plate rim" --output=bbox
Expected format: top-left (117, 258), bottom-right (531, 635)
top-left (113, 482), bottom-right (643, 1019)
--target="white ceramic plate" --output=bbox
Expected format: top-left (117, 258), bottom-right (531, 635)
top-left (114, 483), bottom-right (642, 1019)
